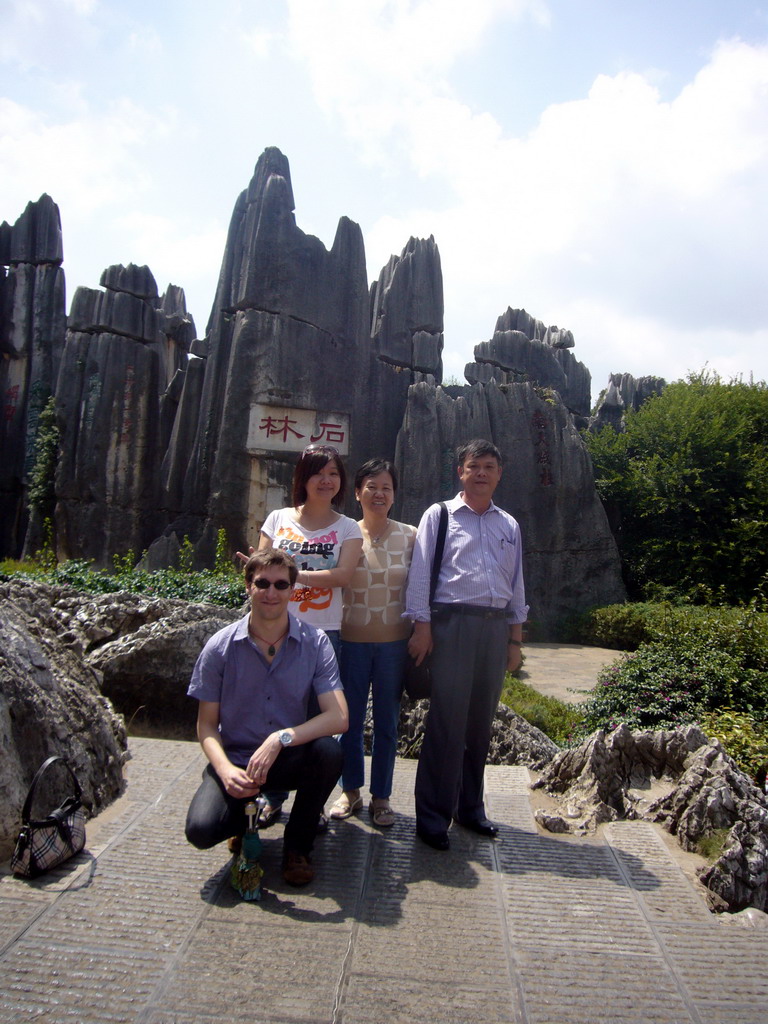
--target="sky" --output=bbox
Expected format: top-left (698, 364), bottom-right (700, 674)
top-left (2, 0), bottom-right (767, 403)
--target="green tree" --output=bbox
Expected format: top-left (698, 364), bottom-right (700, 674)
top-left (28, 395), bottom-right (59, 521)
top-left (585, 371), bottom-right (768, 603)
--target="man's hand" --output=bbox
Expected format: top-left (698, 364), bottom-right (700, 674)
top-left (506, 643), bottom-right (523, 675)
top-left (246, 733), bottom-right (282, 785)
top-left (407, 621), bottom-right (433, 667)
top-left (218, 762), bottom-right (261, 799)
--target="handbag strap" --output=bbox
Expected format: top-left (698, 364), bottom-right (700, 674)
top-left (20, 756), bottom-right (83, 825)
top-left (428, 502), bottom-right (449, 605)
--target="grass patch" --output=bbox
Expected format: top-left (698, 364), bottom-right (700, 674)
top-left (695, 828), bottom-right (730, 863)
top-left (500, 676), bottom-right (585, 746)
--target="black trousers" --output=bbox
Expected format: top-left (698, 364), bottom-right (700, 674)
top-left (414, 614), bottom-right (508, 833)
top-left (185, 737), bottom-right (343, 856)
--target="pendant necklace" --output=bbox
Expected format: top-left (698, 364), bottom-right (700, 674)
top-left (249, 626), bottom-right (288, 656)
top-left (369, 521), bottom-right (391, 546)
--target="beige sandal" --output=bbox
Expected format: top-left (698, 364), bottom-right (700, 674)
top-left (329, 791), bottom-right (363, 820)
top-left (369, 799), bottom-right (395, 828)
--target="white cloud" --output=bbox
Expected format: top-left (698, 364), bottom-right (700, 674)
top-left (0, 97), bottom-right (173, 220)
top-left (353, 33), bottom-right (768, 389)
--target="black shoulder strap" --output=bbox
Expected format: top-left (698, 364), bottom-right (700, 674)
top-left (21, 756), bottom-right (82, 824)
top-left (428, 502), bottom-right (449, 604)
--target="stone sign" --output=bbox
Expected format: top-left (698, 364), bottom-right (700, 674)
top-left (247, 403), bottom-right (350, 454)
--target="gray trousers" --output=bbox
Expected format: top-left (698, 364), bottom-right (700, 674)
top-left (414, 613), bottom-right (508, 833)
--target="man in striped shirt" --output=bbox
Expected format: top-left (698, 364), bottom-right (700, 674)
top-left (405, 439), bottom-right (528, 851)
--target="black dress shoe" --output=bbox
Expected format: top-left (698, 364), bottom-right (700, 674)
top-left (416, 826), bottom-right (450, 851)
top-left (456, 818), bottom-right (499, 838)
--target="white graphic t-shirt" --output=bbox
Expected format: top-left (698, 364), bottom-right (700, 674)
top-left (260, 508), bottom-right (363, 631)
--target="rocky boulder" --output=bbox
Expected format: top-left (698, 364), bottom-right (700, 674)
top-left (0, 579), bottom-right (128, 858)
top-left (589, 372), bottom-right (666, 433)
top-left (394, 378), bottom-right (626, 639)
top-left (395, 697), bottom-right (559, 767)
top-left (532, 723), bottom-right (768, 913)
top-left (0, 195), bottom-right (67, 559)
top-left (464, 307), bottom-right (592, 420)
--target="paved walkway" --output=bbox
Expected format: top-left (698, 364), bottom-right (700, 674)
top-left (519, 642), bottom-right (624, 704)
top-left (1, 737), bottom-right (765, 1024)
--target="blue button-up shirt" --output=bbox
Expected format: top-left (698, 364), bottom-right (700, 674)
top-left (187, 614), bottom-right (342, 766)
top-left (404, 493), bottom-right (528, 624)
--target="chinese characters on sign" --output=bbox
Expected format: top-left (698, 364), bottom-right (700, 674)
top-left (247, 404), bottom-right (349, 455)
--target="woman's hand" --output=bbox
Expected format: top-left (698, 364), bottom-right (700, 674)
top-left (234, 545), bottom-right (257, 567)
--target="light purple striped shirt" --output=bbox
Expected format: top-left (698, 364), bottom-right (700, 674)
top-left (404, 493), bottom-right (528, 624)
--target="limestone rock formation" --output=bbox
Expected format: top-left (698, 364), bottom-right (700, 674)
top-left (0, 195), bottom-right (67, 558)
top-left (464, 307), bottom-right (592, 422)
top-left (1, 148), bottom-right (628, 635)
top-left (157, 147), bottom-right (423, 565)
top-left (54, 264), bottom-right (192, 562)
top-left (589, 372), bottom-right (666, 432)
top-left (0, 579), bottom-right (128, 858)
top-left (86, 601), bottom-right (241, 734)
top-left (532, 723), bottom-right (768, 913)
top-left (369, 235), bottom-right (443, 375)
top-left (394, 378), bottom-right (626, 638)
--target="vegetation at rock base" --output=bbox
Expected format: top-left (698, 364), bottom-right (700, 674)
top-left (500, 678), bottom-right (584, 746)
top-left (579, 373), bottom-right (768, 782)
top-left (0, 530), bottom-right (247, 608)
top-left (27, 395), bottom-right (59, 522)
top-left (584, 371), bottom-right (768, 605)
top-left (570, 601), bottom-right (768, 781)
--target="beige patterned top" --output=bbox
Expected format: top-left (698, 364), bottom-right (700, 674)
top-left (341, 520), bottom-right (417, 643)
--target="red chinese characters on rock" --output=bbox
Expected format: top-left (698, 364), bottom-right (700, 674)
top-left (256, 415), bottom-right (346, 449)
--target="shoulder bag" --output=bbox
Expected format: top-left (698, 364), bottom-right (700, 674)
top-left (10, 756), bottom-right (87, 878)
top-left (403, 502), bottom-right (448, 701)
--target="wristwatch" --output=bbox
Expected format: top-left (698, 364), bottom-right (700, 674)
top-left (278, 730), bottom-right (293, 747)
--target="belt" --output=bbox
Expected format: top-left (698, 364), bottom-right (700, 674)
top-left (431, 603), bottom-right (508, 620)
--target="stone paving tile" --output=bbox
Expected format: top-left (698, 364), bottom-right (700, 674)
top-left (1, 738), bottom-right (765, 1024)
top-left (605, 822), bottom-right (713, 923)
top-left (655, 922), bottom-right (768, 1024)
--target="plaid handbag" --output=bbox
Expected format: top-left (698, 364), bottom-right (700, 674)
top-left (10, 756), bottom-right (86, 878)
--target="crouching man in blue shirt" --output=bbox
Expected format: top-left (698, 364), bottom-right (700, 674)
top-left (185, 548), bottom-right (348, 886)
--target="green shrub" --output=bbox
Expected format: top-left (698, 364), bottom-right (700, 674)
top-left (570, 601), bottom-right (768, 657)
top-left (2, 558), bottom-right (246, 608)
top-left (578, 640), bottom-right (737, 733)
top-left (500, 677), bottom-right (585, 746)
top-left (699, 707), bottom-right (768, 780)
top-left (578, 628), bottom-right (768, 734)
top-left (584, 371), bottom-right (768, 603)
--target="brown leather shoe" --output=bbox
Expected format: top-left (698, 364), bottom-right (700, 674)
top-left (282, 850), bottom-right (314, 886)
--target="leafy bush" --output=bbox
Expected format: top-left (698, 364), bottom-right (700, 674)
top-left (570, 601), bottom-right (768, 656)
top-left (699, 708), bottom-right (768, 781)
top-left (585, 371), bottom-right (768, 603)
top-left (577, 608), bottom-right (768, 770)
top-left (2, 557), bottom-right (246, 608)
top-left (578, 639), bottom-right (744, 733)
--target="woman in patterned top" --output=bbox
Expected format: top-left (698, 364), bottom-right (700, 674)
top-left (329, 459), bottom-right (416, 827)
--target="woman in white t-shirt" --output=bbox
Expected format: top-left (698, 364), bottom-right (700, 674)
top-left (256, 442), bottom-right (363, 826)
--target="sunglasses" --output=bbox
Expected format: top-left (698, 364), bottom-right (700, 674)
top-left (302, 443), bottom-right (339, 457)
top-left (251, 578), bottom-right (292, 591)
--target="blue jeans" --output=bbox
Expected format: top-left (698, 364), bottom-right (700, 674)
top-left (338, 638), bottom-right (407, 799)
top-left (263, 629), bottom-right (341, 809)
